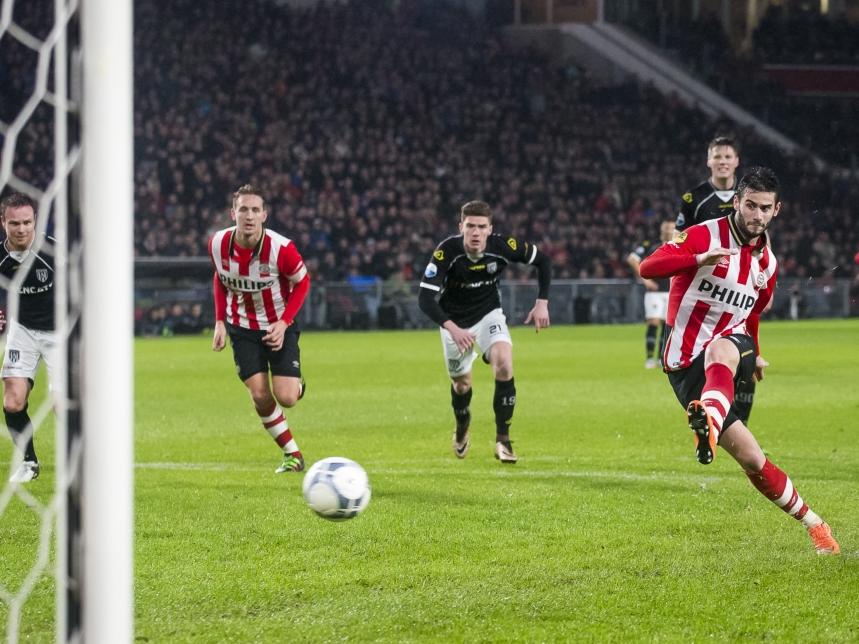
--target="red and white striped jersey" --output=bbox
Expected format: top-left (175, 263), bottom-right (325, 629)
top-left (208, 226), bottom-right (309, 330)
top-left (639, 216), bottom-right (777, 371)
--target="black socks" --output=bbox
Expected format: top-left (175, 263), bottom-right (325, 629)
top-left (493, 378), bottom-right (516, 440)
top-left (5, 405), bottom-right (37, 462)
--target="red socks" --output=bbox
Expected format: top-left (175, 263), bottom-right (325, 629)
top-left (745, 458), bottom-right (809, 520)
top-left (701, 363), bottom-right (735, 433)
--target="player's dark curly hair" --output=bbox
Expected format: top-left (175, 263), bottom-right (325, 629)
top-left (232, 184), bottom-right (265, 209)
top-left (0, 192), bottom-right (37, 219)
top-left (737, 166), bottom-right (780, 201)
top-left (460, 200), bottom-right (491, 221)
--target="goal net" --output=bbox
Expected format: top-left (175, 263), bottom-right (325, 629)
top-left (0, 0), bottom-right (133, 642)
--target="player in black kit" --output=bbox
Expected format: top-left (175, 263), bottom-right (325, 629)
top-left (418, 200), bottom-right (551, 463)
top-left (676, 136), bottom-right (739, 232)
top-left (675, 136), bottom-right (756, 424)
top-left (0, 193), bottom-right (56, 483)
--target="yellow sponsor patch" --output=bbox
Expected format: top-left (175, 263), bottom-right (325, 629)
top-left (469, 264), bottom-right (485, 271)
top-left (507, 238), bottom-right (517, 251)
top-left (682, 192), bottom-right (693, 203)
top-left (674, 232), bottom-right (688, 243)
top-left (433, 250), bottom-right (444, 261)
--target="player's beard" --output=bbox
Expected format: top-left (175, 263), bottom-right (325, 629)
top-left (734, 211), bottom-right (772, 243)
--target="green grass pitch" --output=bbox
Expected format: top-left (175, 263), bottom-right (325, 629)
top-left (2, 319), bottom-right (858, 642)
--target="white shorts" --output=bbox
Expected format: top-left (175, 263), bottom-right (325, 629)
top-left (2, 320), bottom-right (58, 385)
top-left (644, 291), bottom-right (669, 321)
top-left (440, 308), bottom-right (512, 377)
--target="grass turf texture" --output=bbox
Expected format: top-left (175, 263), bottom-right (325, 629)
top-left (1, 319), bottom-right (858, 642)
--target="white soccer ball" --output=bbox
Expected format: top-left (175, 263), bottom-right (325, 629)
top-left (302, 457), bottom-right (371, 520)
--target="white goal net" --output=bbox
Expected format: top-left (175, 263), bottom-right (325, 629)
top-left (0, 0), bottom-right (133, 642)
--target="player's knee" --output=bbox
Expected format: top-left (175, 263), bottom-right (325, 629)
top-left (3, 393), bottom-right (27, 413)
top-left (272, 382), bottom-right (301, 408)
top-left (493, 362), bottom-right (513, 381)
top-left (488, 343), bottom-right (513, 377)
top-left (451, 377), bottom-right (471, 395)
top-left (277, 392), bottom-right (299, 408)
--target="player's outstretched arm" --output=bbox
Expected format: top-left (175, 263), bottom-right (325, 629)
top-left (640, 227), bottom-right (731, 279)
top-left (695, 248), bottom-right (738, 266)
top-left (524, 298), bottom-right (549, 333)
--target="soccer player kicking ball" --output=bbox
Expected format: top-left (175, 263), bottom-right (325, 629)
top-left (640, 167), bottom-right (840, 555)
top-left (209, 184), bottom-right (309, 473)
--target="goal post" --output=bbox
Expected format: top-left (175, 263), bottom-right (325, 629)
top-left (77, 0), bottom-right (134, 641)
top-left (1, 0), bottom-right (133, 640)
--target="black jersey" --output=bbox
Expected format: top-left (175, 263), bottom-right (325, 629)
top-left (0, 236), bottom-right (55, 331)
top-left (630, 240), bottom-right (669, 291)
top-left (676, 179), bottom-right (736, 231)
top-left (419, 233), bottom-right (547, 328)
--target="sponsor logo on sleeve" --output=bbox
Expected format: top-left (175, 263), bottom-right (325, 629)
top-left (682, 192), bottom-right (693, 203)
top-left (507, 238), bottom-right (517, 251)
top-left (674, 232), bottom-right (688, 243)
top-left (433, 250), bottom-right (444, 261)
top-left (424, 263), bottom-right (438, 278)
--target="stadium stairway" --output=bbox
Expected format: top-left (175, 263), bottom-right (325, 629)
top-left (550, 21), bottom-right (827, 169)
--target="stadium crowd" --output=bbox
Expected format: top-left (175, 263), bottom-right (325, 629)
top-left (2, 0), bottom-right (858, 335)
top-left (618, 4), bottom-right (859, 168)
top-left (132, 0), bottom-right (857, 277)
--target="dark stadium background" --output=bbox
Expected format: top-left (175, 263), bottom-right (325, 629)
top-left (1, 0), bottom-right (857, 332)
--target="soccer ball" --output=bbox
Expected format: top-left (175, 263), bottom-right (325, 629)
top-left (302, 457), bottom-right (371, 520)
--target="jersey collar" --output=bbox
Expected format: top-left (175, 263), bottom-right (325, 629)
top-left (727, 214), bottom-right (768, 250)
top-left (229, 226), bottom-right (265, 257)
top-left (4, 238), bottom-right (33, 260)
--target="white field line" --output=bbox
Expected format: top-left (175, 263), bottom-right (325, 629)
top-left (135, 461), bottom-right (724, 485)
